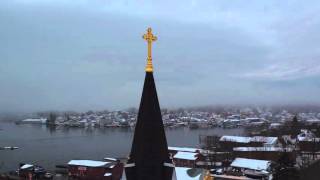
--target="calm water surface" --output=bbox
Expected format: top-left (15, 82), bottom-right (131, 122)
top-left (0, 122), bottom-right (244, 172)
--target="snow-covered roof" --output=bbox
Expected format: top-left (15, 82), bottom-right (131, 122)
top-left (306, 119), bottom-right (320, 123)
top-left (79, 119), bottom-right (88, 123)
top-left (245, 117), bottom-right (260, 120)
top-left (174, 167), bottom-right (201, 180)
top-left (231, 158), bottom-right (271, 171)
top-left (220, 136), bottom-right (251, 143)
top-left (299, 137), bottom-right (320, 142)
top-left (223, 119), bottom-right (241, 123)
top-left (22, 118), bottom-right (47, 123)
top-left (270, 123), bottom-right (282, 127)
top-left (173, 151), bottom-right (198, 160)
top-left (20, 164), bottom-right (33, 169)
top-left (233, 147), bottom-right (293, 152)
top-left (104, 157), bottom-right (118, 162)
top-left (250, 136), bottom-right (278, 145)
top-left (168, 146), bottom-right (200, 153)
top-left (104, 173), bottom-right (112, 176)
top-left (297, 129), bottom-right (316, 141)
top-left (68, 160), bottom-right (110, 167)
top-left (220, 136), bottom-right (277, 145)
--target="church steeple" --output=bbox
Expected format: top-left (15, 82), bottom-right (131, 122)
top-left (125, 28), bottom-right (174, 180)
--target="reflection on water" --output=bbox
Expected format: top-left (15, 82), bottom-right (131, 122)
top-left (0, 122), bottom-right (244, 172)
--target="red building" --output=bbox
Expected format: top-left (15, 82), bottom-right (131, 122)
top-left (233, 147), bottom-right (296, 162)
top-left (168, 146), bottom-right (204, 168)
top-left (219, 136), bottom-right (279, 151)
top-left (173, 151), bottom-right (202, 168)
top-left (67, 160), bottom-right (123, 180)
top-left (298, 138), bottom-right (320, 152)
top-left (296, 129), bottom-right (320, 152)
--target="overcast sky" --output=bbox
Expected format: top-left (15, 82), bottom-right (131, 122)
top-left (1, 0), bottom-right (320, 112)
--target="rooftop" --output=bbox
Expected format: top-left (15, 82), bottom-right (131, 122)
top-left (231, 158), bottom-right (271, 171)
top-left (104, 157), bottom-right (118, 162)
top-left (20, 164), bottom-right (33, 169)
top-left (250, 136), bottom-right (278, 144)
top-left (68, 160), bottom-right (110, 167)
top-left (169, 146), bottom-right (200, 153)
top-left (233, 147), bottom-right (293, 152)
top-left (220, 136), bottom-right (251, 143)
top-left (104, 173), bottom-right (112, 176)
top-left (220, 135), bottom-right (278, 145)
top-left (173, 151), bottom-right (198, 160)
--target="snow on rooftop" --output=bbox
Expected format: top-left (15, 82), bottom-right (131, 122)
top-left (250, 136), bottom-right (278, 144)
top-left (231, 158), bottom-right (271, 171)
top-left (104, 173), bottom-right (112, 176)
top-left (299, 137), bottom-right (320, 142)
top-left (270, 123), bottom-right (281, 126)
top-left (233, 147), bottom-right (292, 152)
top-left (220, 136), bottom-right (277, 145)
top-left (173, 151), bottom-right (198, 160)
top-left (306, 119), bottom-right (320, 123)
top-left (22, 118), bottom-right (47, 123)
top-left (174, 167), bottom-right (201, 180)
top-left (104, 157), bottom-right (118, 162)
top-left (68, 160), bottom-right (110, 167)
top-left (169, 146), bottom-right (199, 153)
top-left (220, 136), bottom-right (251, 143)
top-left (20, 164), bottom-right (33, 169)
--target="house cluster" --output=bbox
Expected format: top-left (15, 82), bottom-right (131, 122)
top-left (17, 107), bottom-right (320, 130)
top-left (168, 141), bottom-right (277, 179)
top-left (16, 157), bottom-right (124, 180)
top-left (7, 128), bottom-right (320, 180)
top-left (168, 129), bottom-right (320, 180)
top-left (67, 159), bottom-right (123, 180)
top-left (167, 144), bottom-right (275, 179)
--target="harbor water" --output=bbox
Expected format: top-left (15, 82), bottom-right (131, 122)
top-left (0, 122), bottom-right (244, 172)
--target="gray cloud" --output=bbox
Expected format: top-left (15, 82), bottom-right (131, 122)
top-left (1, 0), bottom-right (320, 112)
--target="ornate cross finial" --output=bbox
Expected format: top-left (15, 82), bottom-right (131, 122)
top-left (143, 27), bottom-right (157, 72)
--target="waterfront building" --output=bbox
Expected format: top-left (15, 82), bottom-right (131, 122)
top-left (219, 135), bottom-right (279, 151)
top-left (297, 129), bottom-right (320, 152)
top-left (18, 163), bottom-right (46, 179)
top-left (173, 151), bottom-right (202, 168)
top-left (229, 158), bottom-right (272, 179)
top-left (233, 147), bottom-right (296, 162)
top-left (67, 160), bottom-right (123, 180)
top-left (125, 28), bottom-right (174, 180)
top-left (19, 118), bottom-right (47, 124)
top-left (168, 146), bottom-right (203, 168)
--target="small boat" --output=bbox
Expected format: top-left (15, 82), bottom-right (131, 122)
top-left (0, 146), bottom-right (19, 150)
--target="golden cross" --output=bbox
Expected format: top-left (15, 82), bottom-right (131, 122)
top-left (143, 27), bottom-right (157, 72)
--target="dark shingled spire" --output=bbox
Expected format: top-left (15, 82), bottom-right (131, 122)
top-left (125, 71), bottom-right (173, 180)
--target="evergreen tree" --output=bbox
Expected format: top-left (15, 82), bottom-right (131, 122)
top-left (273, 153), bottom-right (299, 180)
top-left (290, 115), bottom-right (300, 137)
top-left (47, 113), bottom-right (56, 125)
